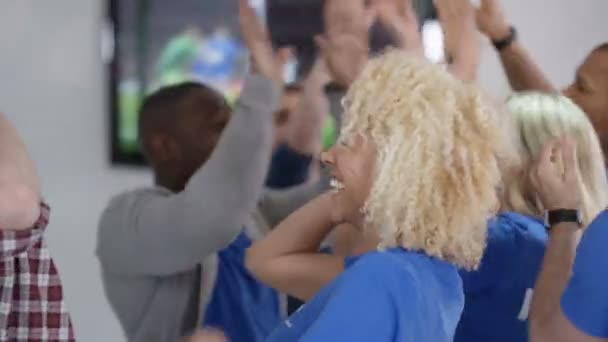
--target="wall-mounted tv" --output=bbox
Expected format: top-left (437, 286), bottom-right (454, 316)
top-left (106, 0), bottom-right (439, 165)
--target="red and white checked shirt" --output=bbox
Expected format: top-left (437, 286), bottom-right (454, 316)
top-left (0, 203), bottom-right (75, 341)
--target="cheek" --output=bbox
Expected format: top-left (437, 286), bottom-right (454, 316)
top-left (344, 165), bottom-right (374, 203)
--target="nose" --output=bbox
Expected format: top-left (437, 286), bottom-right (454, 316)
top-left (321, 146), bottom-right (336, 167)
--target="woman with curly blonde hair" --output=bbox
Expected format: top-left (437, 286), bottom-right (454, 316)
top-left (454, 92), bottom-right (608, 342)
top-left (246, 47), bottom-right (511, 341)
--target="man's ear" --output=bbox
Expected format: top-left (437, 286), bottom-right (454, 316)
top-left (148, 132), bottom-right (180, 163)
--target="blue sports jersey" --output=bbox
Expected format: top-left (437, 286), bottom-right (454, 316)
top-left (456, 212), bottom-right (547, 342)
top-left (202, 231), bottom-right (282, 342)
top-left (265, 248), bottom-right (464, 342)
top-left (561, 210), bottom-right (608, 338)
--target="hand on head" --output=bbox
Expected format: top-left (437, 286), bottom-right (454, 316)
top-left (530, 137), bottom-right (582, 211)
top-left (316, 0), bottom-right (374, 88)
top-left (238, 0), bottom-right (290, 83)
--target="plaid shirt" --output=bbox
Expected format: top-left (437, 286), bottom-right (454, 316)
top-left (0, 203), bottom-right (75, 341)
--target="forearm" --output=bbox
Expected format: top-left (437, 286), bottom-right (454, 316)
top-left (0, 113), bottom-right (41, 230)
top-left (246, 193), bottom-right (343, 299)
top-left (530, 223), bottom-right (579, 341)
top-left (498, 41), bottom-right (556, 93)
top-left (249, 193), bottom-right (334, 261)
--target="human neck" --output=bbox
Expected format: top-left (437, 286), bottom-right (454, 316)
top-left (155, 172), bottom-right (186, 193)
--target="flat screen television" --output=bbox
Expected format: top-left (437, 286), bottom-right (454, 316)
top-left (106, 0), bottom-right (440, 165)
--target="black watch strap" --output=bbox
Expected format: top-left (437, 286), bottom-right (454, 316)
top-left (544, 209), bottom-right (582, 230)
top-left (492, 27), bottom-right (517, 52)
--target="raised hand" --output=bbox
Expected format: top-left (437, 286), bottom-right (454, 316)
top-left (375, 0), bottom-right (422, 53)
top-left (475, 0), bottom-right (511, 41)
top-left (530, 137), bottom-right (582, 211)
top-left (435, 0), bottom-right (480, 81)
top-left (317, 0), bottom-right (375, 88)
top-left (238, 0), bottom-right (290, 83)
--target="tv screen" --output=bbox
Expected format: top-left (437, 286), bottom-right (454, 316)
top-left (107, 0), bottom-right (269, 165)
top-left (106, 0), bottom-right (439, 165)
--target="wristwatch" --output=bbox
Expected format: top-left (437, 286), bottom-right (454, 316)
top-left (492, 26), bottom-right (517, 52)
top-left (543, 209), bottom-right (583, 230)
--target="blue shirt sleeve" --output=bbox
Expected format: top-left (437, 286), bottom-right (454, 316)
top-left (561, 210), bottom-right (608, 338)
top-left (300, 255), bottom-right (404, 341)
top-left (459, 217), bottom-right (517, 293)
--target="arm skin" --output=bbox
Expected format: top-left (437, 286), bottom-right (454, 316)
top-left (246, 193), bottom-right (345, 301)
top-left (495, 38), bottom-right (556, 93)
top-left (0, 112), bottom-right (41, 230)
top-left (529, 223), bottom-right (607, 342)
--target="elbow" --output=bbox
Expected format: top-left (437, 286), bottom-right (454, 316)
top-left (245, 245), bottom-right (270, 281)
top-left (0, 184), bottom-right (40, 230)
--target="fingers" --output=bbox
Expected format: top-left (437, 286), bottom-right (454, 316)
top-left (238, 0), bottom-right (266, 45)
top-left (536, 138), bottom-right (560, 173)
top-left (435, 0), bottom-right (474, 19)
top-left (560, 136), bottom-right (578, 182)
top-left (479, 0), bottom-right (496, 12)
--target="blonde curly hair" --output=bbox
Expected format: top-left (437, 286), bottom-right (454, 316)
top-left (341, 50), bottom-right (511, 270)
top-left (503, 92), bottom-right (608, 226)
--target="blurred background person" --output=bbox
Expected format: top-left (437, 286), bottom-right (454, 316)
top-left (97, 2), bottom-right (307, 341)
top-left (456, 93), bottom-right (608, 342)
top-left (475, 0), bottom-right (608, 158)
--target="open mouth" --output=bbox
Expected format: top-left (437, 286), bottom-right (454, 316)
top-left (330, 178), bottom-right (345, 192)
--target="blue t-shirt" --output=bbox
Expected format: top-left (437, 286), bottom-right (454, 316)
top-left (265, 248), bottom-right (464, 342)
top-left (561, 210), bottom-right (608, 338)
top-left (456, 212), bottom-right (547, 342)
top-left (202, 231), bottom-right (282, 342)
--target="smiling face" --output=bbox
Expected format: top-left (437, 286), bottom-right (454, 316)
top-left (326, 50), bottom-right (510, 270)
top-left (322, 135), bottom-right (376, 227)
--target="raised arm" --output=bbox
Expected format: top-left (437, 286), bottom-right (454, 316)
top-left (0, 112), bottom-right (41, 230)
top-left (246, 194), bottom-right (345, 301)
top-left (435, 0), bottom-right (481, 82)
top-left (528, 138), bottom-right (606, 342)
top-left (97, 0), bottom-right (287, 276)
top-left (475, 0), bottom-right (556, 92)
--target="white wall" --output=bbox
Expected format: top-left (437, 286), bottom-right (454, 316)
top-left (0, 0), bottom-right (606, 341)
top-left (0, 1), bottom-right (150, 341)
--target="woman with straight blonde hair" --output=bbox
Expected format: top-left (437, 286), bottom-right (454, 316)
top-left (454, 92), bottom-right (608, 342)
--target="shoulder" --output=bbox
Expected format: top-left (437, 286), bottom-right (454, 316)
top-left (344, 250), bottom-right (450, 291)
top-left (102, 187), bottom-right (170, 216)
top-left (98, 187), bottom-right (170, 230)
top-left (488, 212), bottom-right (546, 246)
